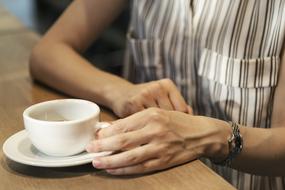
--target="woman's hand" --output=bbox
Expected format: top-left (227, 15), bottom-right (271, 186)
top-left (86, 108), bottom-right (230, 175)
top-left (109, 78), bottom-right (193, 118)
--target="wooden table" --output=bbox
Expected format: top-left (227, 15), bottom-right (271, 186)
top-left (0, 5), bottom-right (235, 190)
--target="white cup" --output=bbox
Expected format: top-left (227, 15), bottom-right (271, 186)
top-left (23, 99), bottom-right (106, 157)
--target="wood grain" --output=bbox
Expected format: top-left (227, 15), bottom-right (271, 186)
top-left (0, 5), bottom-right (235, 190)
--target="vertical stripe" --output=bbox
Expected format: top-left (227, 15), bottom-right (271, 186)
top-left (126, 1), bottom-right (285, 189)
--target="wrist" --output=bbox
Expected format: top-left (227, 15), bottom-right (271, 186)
top-left (171, 114), bottom-right (232, 160)
top-left (200, 117), bottom-right (232, 161)
top-left (212, 122), bottom-right (244, 166)
top-left (101, 80), bottom-right (134, 109)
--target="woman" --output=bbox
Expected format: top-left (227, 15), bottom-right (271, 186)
top-left (30, 0), bottom-right (285, 189)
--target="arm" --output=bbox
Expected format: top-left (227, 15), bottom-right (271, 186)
top-left (30, 0), bottom-right (130, 109)
top-left (86, 109), bottom-right (285, 176)
top-left (30, 0), bottom-right (192, 117)
top-left (84, 40), bottom-right (285, 176)
top-left (231, 126), bottom-right (285, 175)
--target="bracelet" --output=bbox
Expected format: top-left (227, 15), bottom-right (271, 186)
top-left (212, 122), bottom-right (243, 167)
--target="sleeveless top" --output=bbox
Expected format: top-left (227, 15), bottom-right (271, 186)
top-left (123, 0), bottom-right (285, 189)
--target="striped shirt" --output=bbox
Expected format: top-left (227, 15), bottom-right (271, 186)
top-left (123, 0), bottom-right (285, 189)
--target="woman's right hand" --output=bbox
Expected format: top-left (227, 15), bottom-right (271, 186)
top-left (110, 78), bottom-right (193, 118)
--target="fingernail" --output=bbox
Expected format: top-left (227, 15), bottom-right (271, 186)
top-left (92, 159), bottom-right (101, 168)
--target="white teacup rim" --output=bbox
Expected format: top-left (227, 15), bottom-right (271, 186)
top-left (23, 99), bottom-right (100, 125)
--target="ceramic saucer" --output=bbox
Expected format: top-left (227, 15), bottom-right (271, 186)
top-left (3, 130), bottom-right (111, 167)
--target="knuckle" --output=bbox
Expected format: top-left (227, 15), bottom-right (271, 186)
top-left (142, 161), bottom-right (159, 172)
top-left (140, 88), bottom-right (152, 99)
top-left (146, 83), bottom-right (162, 97)
top-left (158, 143), bottom-right (171, 153)
top-left (141, 162), bottom-right (150, 172)
top-left (148, 81), bottom-right (158, 87)
top-left (153, 127), bottom-right (172, 140)
top-left (146, 108), bottom-right (170, 124)
top-left (151, 81), bottom-right (163, 91)
top-left (125, 100), bottom-right (133, 111)
top-left (160, 155), bottom-right (172, 165)
top-left (113, 124), bottom-right (124, 133)
top-left (93, 141), bottom-right (102, 152)
top-left (127, 97), bottom-right (137, 106)
top-left (156, 124), bottom-right (167, 133)
top-left (150, 126), bottom-right (165, 139)
top-left (96, 130), bottom-right (104, 139)
top-left (125, 153), bottom-right (139, 164)
top-left (147, 108), bottom-right (164, 121)
top-left (116, 136), bottom-right (129, 149)
top-left (160, 78), bottom-right (174, 86)
top-left (125, 98), bottom-right (140, 112)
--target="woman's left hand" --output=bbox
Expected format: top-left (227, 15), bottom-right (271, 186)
top-left (86, 108), bottom-right (230, 175)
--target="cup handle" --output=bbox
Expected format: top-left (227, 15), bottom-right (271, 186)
top-left (95, 122), bottom-right (111, 129)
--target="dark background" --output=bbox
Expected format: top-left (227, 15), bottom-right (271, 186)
top-left (0, 0), bottom-right (130, 75)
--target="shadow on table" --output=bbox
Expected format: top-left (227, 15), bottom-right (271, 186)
top-left (1, 156), bottom-right (152, 179)
top-left (1, 157), bottom-right (97, 178)
top-left (1, 157), bottom-right (182, 180)
top-left (2, 156), bottom-right (158, 180)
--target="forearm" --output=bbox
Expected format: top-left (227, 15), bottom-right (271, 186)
top-left (231, 126), bottom-right (285, 176)
top-left (203, 117), bottom-right (285, 176)
top-left (29, 0), bottom-right (129, 109)
top-left (30, 42), bottom-right (133, 109)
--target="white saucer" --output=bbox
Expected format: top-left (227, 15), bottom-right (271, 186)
top-left (3, 130), bottom-right (111, 167)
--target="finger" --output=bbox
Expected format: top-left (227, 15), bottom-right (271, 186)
top-left (92, 144), bottom-right (158, 169)
top-left (128, 102), bottom-right (145, 116)
top-left (138, 86), bottom-right (159, 108)
top-left (143, 99), bottom-right (159, 108)
top-left (106, 151), bottom-right (196, 175)
top-left (168, 87), bottom-right (188, 113)
top-left (156, 95), bottom-right (174, 110)
top-left (105, 158), bottom-right (162, 175)
top-left (158, 79), bottom-right (188, 113)
top-left (152, 81), bottom-right (174, 110)
top-left (87, 127), bottom-right (151, 152)
top-left (96, 119), bottom-right (132, 139)
top-left (187, 105), bottom-right (193, 115)
top-left (97, 109), bottom-right (151, 139)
